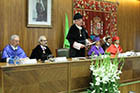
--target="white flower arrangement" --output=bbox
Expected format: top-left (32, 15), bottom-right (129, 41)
top-left (87, 54), bottom-right (124, 93)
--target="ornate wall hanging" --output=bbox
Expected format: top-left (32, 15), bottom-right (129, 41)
top-left (73, 0), bottom-right (119, 40)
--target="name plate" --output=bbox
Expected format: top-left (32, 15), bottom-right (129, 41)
top-left (21, 59), bottom-right (37, 64)
top-left (54, 57), bottom-right (67, 62)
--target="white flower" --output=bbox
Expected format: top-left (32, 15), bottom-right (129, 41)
top-left (102, 76), bottom-right (109, 81)
top-left (95, 81), bottom-right (100, 85)
top-left (90, 82), bottom-right (94, 86)
top-left (96, 77), bottom-right (100, 82)
top-left (100, 88), bottom-right (102, 90)
top-left (90, 65), bottom-right (94, 71)
top-left (113, 84), bottom-right (117, 87)
top-left (111, 78), bottom-right (116, 82)
top-left (91, 90), bottom-right (96, 93)
top-left (116, 76), bottom-right (120, 79)
top-left (89, 55), bottom-right (124, 93)
top-left (118, 70), bottom-right (122, 74)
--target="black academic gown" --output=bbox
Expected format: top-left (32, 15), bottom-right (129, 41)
top-left (30, 45), bottom-right (52, 61)
top-left (66, 24), bottom-right (89, 57)
top-left (102, 43), bottom-right (110, 51)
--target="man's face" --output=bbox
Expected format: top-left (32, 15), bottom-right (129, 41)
top-left (96, 41), bottom-right (100, 46)
top-left (11, 37), bottom-right (20, 47)
top-left (107, 39), bottom-right (112, 44)
top-left (115, 40), bottom-right (119, 45)
top-left (40, 38), bottom-right (47, 46)
top-left (75, 19), bottom-right (83, 26)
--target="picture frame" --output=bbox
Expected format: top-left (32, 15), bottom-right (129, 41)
top-left (27, 0), bottom-right (52, 28)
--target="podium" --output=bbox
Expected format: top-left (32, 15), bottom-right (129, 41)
top-left (0, 56), bottom-right (140, 93)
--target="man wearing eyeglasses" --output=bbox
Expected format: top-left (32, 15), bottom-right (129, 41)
top-left (30, 35), bottom-right (52, 61)
top-left (1, 34), bottom-right (27, 62)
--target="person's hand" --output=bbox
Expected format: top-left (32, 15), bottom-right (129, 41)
top-left (117, 48), bottom-right (120, 54)
top-left (86, 39), bottom-right (92, 46)
top-left (80, 44), bottom-right (85, 48)
top-left (85, 45), bottom-right (90, 50)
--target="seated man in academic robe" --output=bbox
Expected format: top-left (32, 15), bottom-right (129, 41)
top-left (1, 35), bottom-right (27, 62)
top-left (107, 36), bottom-right (123, 56)
top-left (88, 37), bottom-right (104, 56)
top-left (30, 35), bottom-right (53, 61)
top-left (102, 36), bottom-right (112, 51)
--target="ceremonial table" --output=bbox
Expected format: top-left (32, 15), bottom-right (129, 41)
top-left (0, 56), bottom-right (140, 93)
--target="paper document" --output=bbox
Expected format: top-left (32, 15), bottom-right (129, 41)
top-left (86, 42), bottom-right (95, 46)
top-left (73, 42), bottom-right (83, 50)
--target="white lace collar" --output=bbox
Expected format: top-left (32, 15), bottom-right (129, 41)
top-left (75, 24), bottom-right (82, 30)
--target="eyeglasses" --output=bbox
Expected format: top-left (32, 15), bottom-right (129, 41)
top-left (13, 40), bottom-right (20, 43)
top-left (41, 40), bottom-right (47, 42)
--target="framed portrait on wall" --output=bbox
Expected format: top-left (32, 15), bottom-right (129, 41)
top-left (27, 0), bottom-right (52, 28)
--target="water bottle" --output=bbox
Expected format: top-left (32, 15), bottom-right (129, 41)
top-left (14, 56), bottom-right (20, 65)
top-left (8, 57), bottom-right (14, 64)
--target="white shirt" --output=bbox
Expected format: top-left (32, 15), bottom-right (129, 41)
top-left (96, 45), bottom-right (99, 49)
top-left (114, 44), bottom-right (119, 48)
top-left (75, 24), bottom-right (82, 30)
top-left (10, 45), bottom-right (18, 50)
top-left (40, 45), bottom-right (46, 50)
top-left (6, 45), bottom-right (18, 62)
top-left (106, 42), bottom-right (110, 46)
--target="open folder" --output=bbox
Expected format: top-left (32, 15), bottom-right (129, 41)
top-left (73, 42), bottom-right (95, 50)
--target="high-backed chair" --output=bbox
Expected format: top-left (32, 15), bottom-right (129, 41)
top-left (56, 48), bottom-right (69, 58)
top-left (0, 51), bottom-right (2, 61)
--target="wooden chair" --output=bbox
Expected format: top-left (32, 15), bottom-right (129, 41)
top-left (56, 48), bottom-right (69, 58)
top-left (0, 51), bottom-right (2, 61)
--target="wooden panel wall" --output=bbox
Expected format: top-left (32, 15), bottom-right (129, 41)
top-left (0, 0), bottom-right (140, 57)
top-left (0, 0), bottom-right (73, 56)
top-left (117, 0), bottom-right (140, 52)
top-left (120, 83), bottom-right (140, 93)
